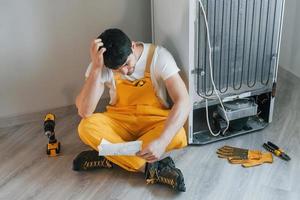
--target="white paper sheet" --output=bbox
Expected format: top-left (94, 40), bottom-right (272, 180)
top-left (97, 139), bottom-right (142, 156)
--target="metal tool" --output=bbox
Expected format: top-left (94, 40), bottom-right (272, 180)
top-left (44, 113), bottom-right (61, 156)
top-left (263, 142), bottom-right (290, 161)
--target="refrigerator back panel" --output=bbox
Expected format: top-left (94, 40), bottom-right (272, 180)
top-left (194, 0), bottom-right (284, 101)
top-left (151, 0), bottom-right (285, 144)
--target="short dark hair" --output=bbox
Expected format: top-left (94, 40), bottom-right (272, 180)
top-left (98, 28), bottom-right (132, 69)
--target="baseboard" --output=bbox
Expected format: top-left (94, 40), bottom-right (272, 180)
top-left (278, 66), bottom-right (300, 84)
top-left (0, 98), bottom-right (110, 129)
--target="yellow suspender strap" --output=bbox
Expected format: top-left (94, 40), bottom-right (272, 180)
top-left (145, 44), bottom-right (156, 74)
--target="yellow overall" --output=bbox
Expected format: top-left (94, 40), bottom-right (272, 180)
top-left (78, 44), bottom-right (187, 172)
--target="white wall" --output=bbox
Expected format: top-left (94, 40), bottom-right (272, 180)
top-left (0, 0), bottom-right (151, 118)
top-left (279, 0), bottom-right (300, 78)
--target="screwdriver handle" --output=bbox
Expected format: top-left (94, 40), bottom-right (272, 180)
top-left (267, 141), bottom-right (280, 150)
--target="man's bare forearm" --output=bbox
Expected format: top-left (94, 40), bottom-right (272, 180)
top-left (159, 98), bottom-right (191, 145)
top-left (159, 74), bottom-right (191, 147)
top-left (76, 68), bottom-right (105, 118)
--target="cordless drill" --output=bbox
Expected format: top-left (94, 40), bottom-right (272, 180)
top-left (44, 113), bottom-right (60, 156)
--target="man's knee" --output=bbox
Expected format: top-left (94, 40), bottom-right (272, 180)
top-left (77, 114), bottom-right (99, 141)
top-left (168, 128), bottom-right (187, 150)
top-left (78, 118), bottom-right (89, 141)
top-left (177, 127), bottom-right (188, 147)
top-left (77, 113), bottom-right (109, 142)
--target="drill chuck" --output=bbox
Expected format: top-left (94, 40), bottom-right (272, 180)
top-left (44, 114), bottom-right (57, 143)
top-left (44, 114), bottom-right (55, 132)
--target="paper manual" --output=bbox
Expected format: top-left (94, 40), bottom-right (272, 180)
top-left (97, 139), bottom-right (142, 156)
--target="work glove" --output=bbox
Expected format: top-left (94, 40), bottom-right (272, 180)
top-left (216, 146), bottom-right (273, 168)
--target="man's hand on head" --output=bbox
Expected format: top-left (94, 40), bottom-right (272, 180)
top-left (90, 39), bottom-right (106, 70)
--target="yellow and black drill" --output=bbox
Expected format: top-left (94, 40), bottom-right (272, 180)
top-left (44, 113), bottom-right (61, 156)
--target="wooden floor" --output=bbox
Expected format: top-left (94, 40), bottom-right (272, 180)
top-left (1, 67), bottom-right (300, 200)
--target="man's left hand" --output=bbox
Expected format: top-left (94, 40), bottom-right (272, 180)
top-left (136, 139), bottom-right (168, 163)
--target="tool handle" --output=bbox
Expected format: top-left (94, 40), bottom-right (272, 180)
top-left (263, 143), bottom-right (274, 153)
top-left (263, 143), bottom-right (281, 156)
top-left (267, 141), bottom-right (280, 151)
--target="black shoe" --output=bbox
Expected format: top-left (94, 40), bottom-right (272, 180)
top-left (145, 157), bottom-right (186, 192)
top-left (73, 150), bottom-right (113, 171)
top-left (159, 156), bottom-right (175, 168)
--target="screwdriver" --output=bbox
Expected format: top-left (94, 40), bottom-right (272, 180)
top-left (263, 141), bottom-right (291, 161)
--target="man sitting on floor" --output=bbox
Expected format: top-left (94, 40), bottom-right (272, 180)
top-left (73, 28), bottom-right (191, 192)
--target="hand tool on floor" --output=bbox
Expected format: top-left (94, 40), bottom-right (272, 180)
top-left (44, 113), bottom-right (61, 156)
top-left (217, 145), bottom-right (273, 168)
top-left (263, 141), bottom-right (291, 161)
